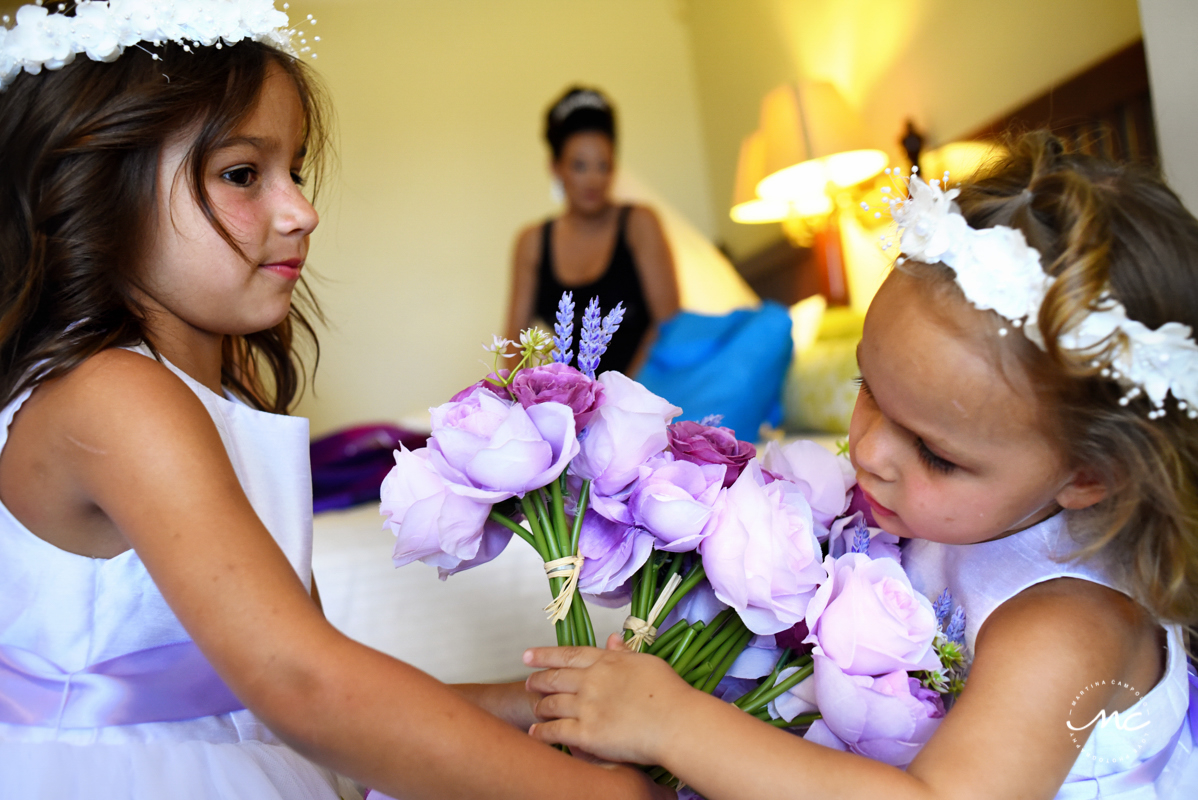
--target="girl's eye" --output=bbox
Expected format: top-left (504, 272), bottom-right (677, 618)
top-left (916, 438), bottom-right (957, 475)
top-left (221, 167), bottom-right (257, 187)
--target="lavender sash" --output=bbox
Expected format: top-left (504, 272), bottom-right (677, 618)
top-left (0, 640), bottom-right (245, 728)
top-left (1055, 668), bottom-right (1198, 798)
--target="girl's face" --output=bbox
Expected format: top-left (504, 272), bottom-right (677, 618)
top-left (553, 131), bottom-right (614, 216)
top-left (137, 63), bottom-right (318, 343)
top-left (849, 270), bottom-right (1101, 544)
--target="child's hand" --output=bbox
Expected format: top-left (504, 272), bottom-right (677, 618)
top-left (523, 633), bottom-right (693, 766)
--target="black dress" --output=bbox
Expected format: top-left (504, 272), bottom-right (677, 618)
top-left (533, 205), bottom-right (652, 375)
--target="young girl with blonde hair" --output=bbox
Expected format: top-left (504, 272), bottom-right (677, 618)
top-left (525, 131), bottom-right (1198, 799)
top-left (0, 4), bottom-right (667, 798)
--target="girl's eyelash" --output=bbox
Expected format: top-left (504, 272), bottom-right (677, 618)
top-left (291, 171), bottom-right (306, 187)
top-left (854, 374), bottom-right (872, 397)
top-left (916, 438), bottom-right (957, 474)
top-left (221, 166), bottom-right (256, 186)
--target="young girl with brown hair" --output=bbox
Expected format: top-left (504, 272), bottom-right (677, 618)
top-left (525, 131), bottom-right (1198, 799)
top-left (0, 4), bottom-right (666, 799)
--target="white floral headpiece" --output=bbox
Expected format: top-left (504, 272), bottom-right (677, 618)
top-left (882, 169), bottom-right (1198, 420)
top-left (0, 0), bottom-right (318, 91)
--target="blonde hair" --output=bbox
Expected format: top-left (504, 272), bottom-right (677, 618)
top-left (915, 131), bottom-right (1198, 626)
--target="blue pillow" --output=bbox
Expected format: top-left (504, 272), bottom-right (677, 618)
top-left (636, 301), bottom-right (793, 440)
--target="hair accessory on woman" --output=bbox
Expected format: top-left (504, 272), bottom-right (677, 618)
top-left (884, 169), bottom-right (1198, 419)
top-left (550, 88), bottom-right (609, 122)
top-left (0, 0), bottom-right (315, 91)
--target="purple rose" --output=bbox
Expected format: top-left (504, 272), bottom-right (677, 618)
top-left (576, 510), bottom-right (655, 604)
top-left (628, 453), bottom-right (724, 552)
top-left (571, 372), bottom-right (681, 496)
top-left (699, 462), bottom-right (828, 635)
top-left (667, 420), bottom-right (756, 488)
top-left (760, 440), bottom-right (855, 538)
top-left (509, 363), bottom-right (605, 433)
top-left (380, 446), bottom-right (499, 570)
top-left (428, 388), bottom-right (578, 497)
top-left (800, 655), bottom-right (945, 767)
top-left (804, 552), bottom-right (941, 676)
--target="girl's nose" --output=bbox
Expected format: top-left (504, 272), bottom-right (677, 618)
top-left (849, 400), bottom-right (899, 484)
top-left (277, 182), bottom-right (319, 237)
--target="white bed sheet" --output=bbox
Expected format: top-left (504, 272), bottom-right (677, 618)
top-left (312, 505), bottom-right (630, 684)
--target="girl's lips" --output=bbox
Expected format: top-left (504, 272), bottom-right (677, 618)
top-left (261, 259), bottom-right (303, 280)
top-left (861, 488), bottom-right (897, 517)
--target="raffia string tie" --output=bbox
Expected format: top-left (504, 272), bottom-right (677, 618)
top-left (623, 572), bottom-right (683, 652)
top-left (542, 556), bottom-right (584, 624)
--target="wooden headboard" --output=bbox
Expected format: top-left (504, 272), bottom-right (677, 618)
top-left (967, 40), bottom-right (1156, 164)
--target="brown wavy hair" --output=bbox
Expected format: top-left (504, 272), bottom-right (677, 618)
top-left (908, 131), bottom-right (1198, 626)
top-left (0, 39), bottom-right (331, 413)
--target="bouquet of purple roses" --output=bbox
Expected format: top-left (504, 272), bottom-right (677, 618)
top-left (380, 292), bottom-right (967, 785)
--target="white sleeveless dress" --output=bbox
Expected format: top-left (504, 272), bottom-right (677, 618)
top-left (905, 513), bottom-right (1198, 798)
top-left (0, 347), bottom-right (354, 799)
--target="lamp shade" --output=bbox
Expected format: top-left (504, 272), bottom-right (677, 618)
top-left (730, 130), bottom-right (829, 223)
top-left (921, 140), bottom-right (1007, 184)
top-left (756, 82), bottom-right (887, 201)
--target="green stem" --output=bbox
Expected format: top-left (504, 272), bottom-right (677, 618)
top-left (549, 480), bottom-right (571, 554)
top-left (650, 555), bottom-right (686, 628)
top-left (685, 614), bottom-right (744, 672)
top-left (666, 625), bottom-right (701, 667)
top-left (575, 592), bottom-right (595, 646)
top-left (624, 571), bottom-right (644, 644)
top-left (643, 553), bottom-right (662, 623)
top-left (645, 619), bottom-right (690, 657)
top-left (487, 510), bottom-right (536, 551)
top-left (570, 481), bottom-right (590, 553)
top-left (651, 561), bottom-right (705, 628)
top-left (701, 627), bottom-right (754, 693)
top-left (671, 608), bottom-right (732, 676)
top-left (530, 491), bottom-right (560, 561)
top-left (520, 496), bottom-right (551, 558)
top-left (733, 649), bottom-right (792, 710)
top-left (739, 661), bottom-right (814, 715)
top-left (767, 712), bottom-right (821, 728)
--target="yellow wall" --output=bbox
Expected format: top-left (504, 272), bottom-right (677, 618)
top-left (291, 0), bottom-right (715, 435)
top-left (683, 0), bottom-right (1143, 259)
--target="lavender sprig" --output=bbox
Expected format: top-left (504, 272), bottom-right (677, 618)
top-left (945, 606), bottom-right (966, 646)
top-left (552, 291), bottom-right (575, 366)
top-left (849, 518), bottom-right (871, 555)
top-left (698, 414), bottom-right (725, 427)
top-left (933, 589), bottom-right (953, 629)
top-left (577, 298), bottom-right (604, 378)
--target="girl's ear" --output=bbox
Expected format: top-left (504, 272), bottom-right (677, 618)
top-left (1055, 469), bottom-right (1107, 510)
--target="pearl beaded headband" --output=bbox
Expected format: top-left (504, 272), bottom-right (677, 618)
top-left (0, 0), bottom-right (318, 91)
top-left (882, 170), bottom-right (1198, 420)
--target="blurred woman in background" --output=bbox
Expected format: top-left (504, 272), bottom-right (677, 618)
top-left (506, 87), bottom-right (679, 376)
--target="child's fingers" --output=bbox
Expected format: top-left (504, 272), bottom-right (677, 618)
top-left (604, 632), bottom-right (625, 650)
top-left (525, 666), bottom-right (583, 695)
top-left (523, 645), bottom-right (603, 669)
top-left (527, 718), bottom-right (582, 749)
top-left (531, 690), bottom-right (577, 721)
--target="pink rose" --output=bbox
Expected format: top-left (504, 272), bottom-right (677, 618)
top-left (509, 363), bottom-right (605, 433)
top-left (699, 462), bottom-right (828, 634)
top-left (628, 453), bottom-right (724, 552)
top-left (380, 446), bottom-right (499, 569)
top-left (667, 420), bottom-right (756, 488)
top-left (576, 510), bottom-right (655, 604)
top-left (571, 372), bottom-right (681, 496)
top-left (804, 553), bottom-right (941, 675)
top-left (428, 388), bottom-right (578, 497)
top-left (760, 440), bottom-right (855, 538)
top-left (799, 655), bottom-right (945, 767)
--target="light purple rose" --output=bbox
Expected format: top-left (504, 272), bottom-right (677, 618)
top-left (570, 371), bottom-right (681, 496)
top-left (799, 655), bottom-right (945, 767)
top-left (509, 363), bottom-right (605, 433)
top-left (380, 446), bottom-right (498, 570)
top-left (628, 453), bottom-right (724, 552)
top-left (760, 439), bottom-right (855, 538)
top-left (428, 388), bottom-right (578, 497)
top-left (698, 462), bottom-right (828, 635)
top-left (450, 371), bottom-right (511, 402)
top-left (576, 510), bottom-right (655, 605)
top-left (804, 552), bottom-right (941, 676)
top-left (827, 511), bottom-right (901, 562)
top-left (667, 420), bottom-right (756, 488)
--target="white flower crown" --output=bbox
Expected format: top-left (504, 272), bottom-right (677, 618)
top-left (883, 170), bottom-right (1198, 420)
top-left (0, 0), bottom-right (315, 91)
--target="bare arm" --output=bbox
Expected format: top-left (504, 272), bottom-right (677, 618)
top-left (506, 223), bottom-right (543, 343)
top-left (526, 580), bottom-right (1157, 800)
top-left (46, 351), bottom-right (666, 800)
top-left (624, 206), bottom-right (679, 376)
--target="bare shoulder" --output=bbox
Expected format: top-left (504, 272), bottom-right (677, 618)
top-left (513, 220), bottom-right (546, 265)
top-left (625, 204), bottom-right (666, 242)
